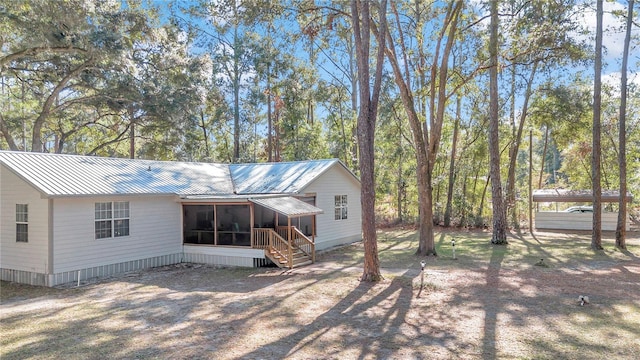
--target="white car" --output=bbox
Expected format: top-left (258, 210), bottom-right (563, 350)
top-left (563, 206), bottom-right (593, 213)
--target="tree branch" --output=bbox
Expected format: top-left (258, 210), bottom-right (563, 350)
top-left (31, 57), bottom-right (94, 151)
top-left (0, 113), bottom-right (20, 150)
top-left (1, 46), bottom-right (88, 68)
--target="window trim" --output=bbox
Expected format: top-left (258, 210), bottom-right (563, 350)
top-left (16, 204), bottom-right (28, 243)
top-left (95, 201), bottom-right (130, 239)
top-left (334, 195), bottom-right (348, 220)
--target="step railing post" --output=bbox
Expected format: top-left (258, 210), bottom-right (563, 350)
top-left (288, 236), bottom-right (293, 268)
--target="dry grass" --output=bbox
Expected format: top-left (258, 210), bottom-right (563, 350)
top-left (1, 229), bottom-right (639, 359)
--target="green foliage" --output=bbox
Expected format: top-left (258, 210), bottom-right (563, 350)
top-left (1, 0), bottom-right (206, 157)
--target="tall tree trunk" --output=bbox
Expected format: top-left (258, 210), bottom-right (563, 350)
top-left (478, 172), bottom-right (490, 225)
top-left (129, 123), bottom-right (135, 159)
top-left (351, 0), bottom-right (386, 282)
top-left (233, 70), bottom-right (240, 162)
top-left (129, 106), bottom-right (136, 159)
top-left (529, 129), bottom-right (533, 231)
top-left (384, 0), bottom-right (462, 256)
top-left (444, 95), bottom-right (461, 227)
top-left (349, 36), bottom-right (359, 170)
top-left (461, 172), bottom-right (468, 226)
top-left (428, 0), bottom-right (462, 234)
top-left (396, 108), bottom-right (404, 223)
top-left (274, 105), bottom-right (281, 162)
top-left (506, 62), bottom-right (538, 229)
top-left (386, 42), bottom-right (433, 254)
top-left (232, 20), bottom-right (241, 163)
top-left (200, 109), bottom-right (210, 160)
top-left (616, 0), bottom-right (632, 249)
top-left (538, 126), bottom-right (549, 188)
top-left (591, 0), bottom-right (603, 250)
top-left (489, 0), bottom-right (507, 244)
top-left (383, 2), bottom-right (431, 255)
top-left (397, 169), bottom-right (404, 223)
top-left (339, 103), bottom-right (349, 166)
top-left (267, 63), bottom-right (273, 162)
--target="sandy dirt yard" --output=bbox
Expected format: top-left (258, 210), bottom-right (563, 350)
top-left (1, 229), bottom-right (639, 359)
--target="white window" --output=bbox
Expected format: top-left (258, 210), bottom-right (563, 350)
top-left (334, 195), bottom-right (348, 220)
top-left (16, 204), bottom-right (28, 242)
top-left (95, 201), bottom-right (130, 239)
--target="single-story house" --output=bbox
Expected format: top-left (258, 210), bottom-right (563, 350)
top-left (0, 151), bottom-right (362, 286)
top-left (532, 189), bottom-right (632, 231)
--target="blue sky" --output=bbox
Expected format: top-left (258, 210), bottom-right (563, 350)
top-left (143, 0), bottom-right (638, 108)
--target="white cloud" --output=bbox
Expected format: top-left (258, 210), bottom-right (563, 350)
top-left (602, 71), bottom-right (640, 92)
top-left (574, 0), bottom-right (636, 67)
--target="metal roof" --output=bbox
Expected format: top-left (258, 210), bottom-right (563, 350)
top-left (230, 159), bottom-right (343, 194)
top-left (249, 197), bottom-right (324, 217)
top-left (0, 151), bottom-right (233, 197)
top-left (532, 189), bottom-right (633, 203)
top-left (0, 151), bottom-right (357, 198)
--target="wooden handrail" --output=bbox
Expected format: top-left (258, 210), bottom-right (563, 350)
top-left (291, 227), bottom-right (315, 263)
top-left (254, 228), bottom-right (292, 268)
top-left (255, 226), bottom-right (315, 267)
top-left (252, 228), bottom-right (272, 249)
top-left (275, 226), bottom-right (289, 240)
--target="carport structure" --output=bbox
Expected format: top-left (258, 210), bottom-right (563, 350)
top-left (532, 189), bottom-right (633, 231)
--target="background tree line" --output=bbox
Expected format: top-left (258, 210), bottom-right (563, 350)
top-left (2, 0), bottom-right (638, 252)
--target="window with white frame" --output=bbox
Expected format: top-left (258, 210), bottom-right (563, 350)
top-left (334, 195), bottom-right (348, 220)
top-left (95, 201), bottom-right (130, 239)
top-left (16, 204), bottom-right (28, 242)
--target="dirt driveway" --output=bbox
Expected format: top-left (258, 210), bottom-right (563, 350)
top-left (2, 229), bottom-right (639, 359)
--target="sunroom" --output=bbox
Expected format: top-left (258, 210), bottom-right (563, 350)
top-left (181, 196), bottom-right (323, 268)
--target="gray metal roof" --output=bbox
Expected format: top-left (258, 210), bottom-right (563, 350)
top-left (249, 197), bottom-right (324, 217)
top-left (0, 151), bottom-right (357, 198)
top-left (0, 151), bottom-right (233, 197)
top-left (532, 189), bottom-right (633, 203)
top-left (230, 159), bottom-right (341, 194)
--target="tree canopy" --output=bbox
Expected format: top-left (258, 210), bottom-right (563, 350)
top-left (2, 0), bottom-right (638, 259)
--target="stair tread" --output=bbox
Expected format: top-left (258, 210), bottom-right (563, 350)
top-left (264, 246), bottom-right (313, 269)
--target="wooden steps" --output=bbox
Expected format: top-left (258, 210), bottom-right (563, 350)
top-left (265, 246), bottom-right (313, 269)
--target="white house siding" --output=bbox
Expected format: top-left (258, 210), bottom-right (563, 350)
top-left (52, 195), bottom-right (183, 275)
top-left (535, 211), bottom-right (629, 231)
top-left (303, 165), bottom-right (362, 250)
top-left (0, 165), bottom-right (50, 284)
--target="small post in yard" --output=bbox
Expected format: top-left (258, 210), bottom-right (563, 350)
top-left (417, 260), bottom-right (427, 297)
top-left (451, 238), bottom-right (456, 260)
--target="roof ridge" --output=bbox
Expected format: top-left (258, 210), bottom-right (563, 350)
top-left (229, 158), bottom-right (338, 166)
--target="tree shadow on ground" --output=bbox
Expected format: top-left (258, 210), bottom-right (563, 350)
top-left (481, 244), bottom-right (506, 360)
top-left (447, 239), bottom-right (640, 359)
top-left (236, 269), bottom-right (463, 359)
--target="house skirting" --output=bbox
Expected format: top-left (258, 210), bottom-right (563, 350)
top-left (2, 247), bottom-right (271, 287)
top-left (1, 268), bottom-right (48, 287)
top-left (1, 253), bottom-right (183, 287)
